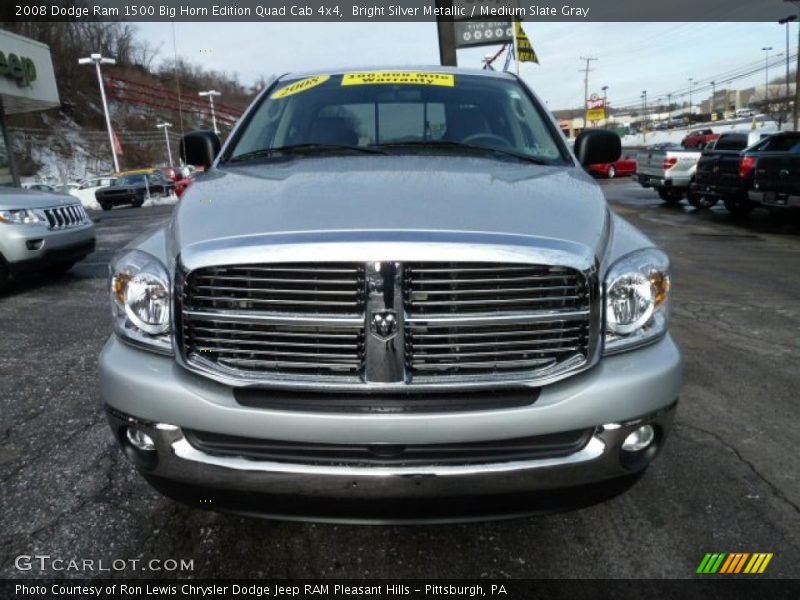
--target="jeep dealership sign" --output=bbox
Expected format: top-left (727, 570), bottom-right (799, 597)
top-left (0, 29), bottom-right (59, 114)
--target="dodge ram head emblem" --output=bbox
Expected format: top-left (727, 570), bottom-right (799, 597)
top-left (370, 310), bottom-right (398, 339)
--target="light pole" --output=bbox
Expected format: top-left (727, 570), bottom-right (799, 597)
top-left (156, 122), bottom-right (173, 166)
top-left (601, 85), bottom-right (608, 124)
top-left (198, 90), bottom-right (221, 134)
top-left (78, 53), bottom-right (119, 173)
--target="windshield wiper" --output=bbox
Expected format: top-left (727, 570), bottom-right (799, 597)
top-left (229, 143), bottom-right (385, 163)
top-left (373, 140), bottom-right (550, 165)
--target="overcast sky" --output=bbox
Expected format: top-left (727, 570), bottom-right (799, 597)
top-left (136, 22), bottom-right (791, 110)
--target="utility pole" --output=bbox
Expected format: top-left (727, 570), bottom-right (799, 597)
top-left (78, 53), bottom-right (119, 173)
top-left (198, 90), bottom-right (221, 134)
top-left (667, 92), bottom-right (672, 127)
top-left (435, 0), bottom-right (457, 66)
top-left (779, 16), bottom-right (797, 127)
top-left (711, 80), bottom-right (716, 117)
top-left (602, 85), bottom-right (608, 125)
top-left (579, 57), bottom-right (598, 127)
top-left (156, 122), bottom-right (173, 166)
top-left (688, 77), bottom-right (694, 117)
top-left (763, 46), bottom-right (774, 106)
top-left (641, 90), bottom-right (647, 144)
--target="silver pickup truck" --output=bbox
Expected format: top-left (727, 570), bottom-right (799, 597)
top-left (100, 67), bottom-right (682, 522)
top-left (636, 145), bottom-right (703, 205)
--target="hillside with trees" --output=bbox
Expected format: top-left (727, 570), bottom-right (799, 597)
top-left (2, 22), bottom-right (261, 183)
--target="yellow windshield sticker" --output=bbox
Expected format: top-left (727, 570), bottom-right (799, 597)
top-left (341, 72), bottom-right (455, 87)
top-left (271, 75), bottom-right (330, 99)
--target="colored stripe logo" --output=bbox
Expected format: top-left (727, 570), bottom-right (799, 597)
top-left (697, 553), bottom-right (773, 574)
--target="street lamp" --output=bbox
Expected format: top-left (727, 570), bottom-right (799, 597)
top-left (156, 122), bottom-right (173, 167)
top-left (601, 85), bottom-right (608, 124)
top-left (762, 46), bottom-right (774, 102)
top-left (78, 53), bottom-right (119, 173)
top-left (198, 90), bottom-right (221, 134)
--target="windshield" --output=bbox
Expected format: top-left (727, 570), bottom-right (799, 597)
top-left (227, 71), bottom-right (569, 165)
top-left (118, 174), bottom-right (147, 185)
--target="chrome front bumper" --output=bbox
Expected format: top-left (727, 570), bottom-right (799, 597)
top-left (106, 403), bottom-right (676, 522)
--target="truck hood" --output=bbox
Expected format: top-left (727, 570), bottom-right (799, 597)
top-left (171, 155), bottom-right (610, 268)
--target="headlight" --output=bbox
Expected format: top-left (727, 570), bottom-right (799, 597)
top-left (0, 209), bottom-right (45, 224)
top-left (110, 250), bottom-right (172, 354)
top-left (604, 248), bottom-right (671, 354)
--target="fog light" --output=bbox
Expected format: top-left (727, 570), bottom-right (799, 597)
top-left (126, 427), bottom-right (156, 451)
top-left (622, 424), bottom-right (655, 452)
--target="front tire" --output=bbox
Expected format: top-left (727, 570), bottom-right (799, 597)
top-left (657, 188), bottom-right (684, 204)
top-left (686, 184), bottom-right (718, 209)
top-left (0, 260), bottom-right (9, 294)
top-left (100, 202), bottom-right (111, 211)
top-left (723, 195), bottom-right (755, 217)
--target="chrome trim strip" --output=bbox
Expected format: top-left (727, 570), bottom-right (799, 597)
top-left (170, 436), bottom-right (607, 478)
top-left (179, 230), bottom-right (595, 273)
top-left (183, 309), bottom-right (364, 328)
top-left (405, 309), bottom-right (590, 327)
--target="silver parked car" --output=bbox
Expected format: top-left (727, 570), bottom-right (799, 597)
top-left (100, 67), bottom-right (682, 521)
top-left (0, 186), bottom-right (95, 292)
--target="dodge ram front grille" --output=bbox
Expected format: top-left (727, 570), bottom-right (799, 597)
top-left (177, 260), bottom-right (596, 389)
top-left (43, 204), bottom-right (88, 230)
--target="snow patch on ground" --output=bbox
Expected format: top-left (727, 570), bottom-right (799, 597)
top-left (69, 188), bottom-right (102, 210)
top-left (621, 118), bottom-right (782, 148)
top-left (143, 192), bottom-right (179, 208)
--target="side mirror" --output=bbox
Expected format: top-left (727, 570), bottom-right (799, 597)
top-left (180, 130), bottom-right (220, 170)
top-left (574, 129), bottom-right (621, 166)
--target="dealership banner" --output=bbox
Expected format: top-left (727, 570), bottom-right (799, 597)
top-left (3, 579), bottom-right (800, 600)
top-left (4, 0), bottom-right (796, 22)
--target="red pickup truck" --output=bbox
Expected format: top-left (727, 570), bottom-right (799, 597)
top-left (681, 129), bottom-right (720, 149)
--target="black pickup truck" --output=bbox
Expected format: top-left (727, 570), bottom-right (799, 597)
top-left (749, 144), bottom-right (800, 213)
top-left (691, 131), bottom-right (800, 215)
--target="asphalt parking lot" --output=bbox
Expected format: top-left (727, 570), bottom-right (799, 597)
top-left (1, 183), bottom-right (799, 580)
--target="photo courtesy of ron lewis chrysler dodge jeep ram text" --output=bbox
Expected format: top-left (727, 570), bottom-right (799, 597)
top-left (100, 68), bottom-right (682, 522)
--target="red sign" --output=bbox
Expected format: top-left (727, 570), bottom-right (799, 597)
top-left (587, 93), bottom-right (606, 110)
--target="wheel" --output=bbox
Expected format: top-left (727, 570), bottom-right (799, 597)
top-left (723, 195), bottom-right (755, 217)
top-left (43, 261), bottom-right (76, 275)
top-left (0, 260), bottom-right (9, 295)
top-left (657, 188), bottom-right (684, 204)
top-left (607, 165), bottom-right (616, 179)
top-left (132, 198), bottom-right (144, 208)
top-left (686, 184), bottom-right (718, 209)
top-left (100, 202), bottom-right (111, 211)
top-left (698, 142), bottom-right (706, 150)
